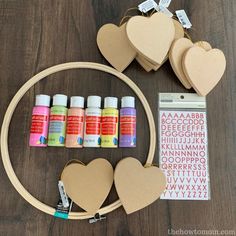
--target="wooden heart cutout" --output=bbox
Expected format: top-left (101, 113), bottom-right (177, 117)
top-left (127, 12), bottom-right (175, 65)
top-left (61, 158), bottom-right (113, 215)
top-left (169, 38), bottom-right (212, 89)
top-left (97, 23), bottom-right (136, 72)
top-left (173, 19), bottom-right (185, 41)
top-left (136, 55), bottom-right (152, 72)
top-left (114, 157), bottom-right (166, 214)
top-left (182, 46), bottom-right (226, 96)
top-left (151, 20), bottom-right (185, 71)
top-left (136, 19), bottom-right (184, 71)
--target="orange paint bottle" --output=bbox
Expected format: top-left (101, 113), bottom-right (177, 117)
top-left (65, 96), bottom-right (85, 148)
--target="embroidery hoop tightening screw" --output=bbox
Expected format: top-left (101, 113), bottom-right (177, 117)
top-left (89, 213), bottom-right (106, 223)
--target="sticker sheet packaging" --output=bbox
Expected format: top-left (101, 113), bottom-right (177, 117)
top-left (158, 93), bottom-right (210, 200)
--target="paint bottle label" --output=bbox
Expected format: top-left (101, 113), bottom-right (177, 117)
top-left (101, 108), bottom-right (118, 148)
top-left (48, 106), bottom-right (67, 146)
top-left (83, 108), bottom-right (101, 147)
top-left (119, 108), bottom-right (136, 147)
top-left (29, 107), bottom-right (50, 146)
top-left (65, 110), bottom-right (84, 147)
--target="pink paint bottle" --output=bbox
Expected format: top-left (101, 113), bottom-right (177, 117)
top-left (65, 96), bottom-right (85, 148)
top-left (29, 94), bottom-right (51, 147)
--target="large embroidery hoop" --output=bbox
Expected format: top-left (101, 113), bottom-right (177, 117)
top-left (1, 62), bottom-right (156, 219)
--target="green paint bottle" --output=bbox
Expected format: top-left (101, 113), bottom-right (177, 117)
top-left (48, 94), bottom-right (68, 147)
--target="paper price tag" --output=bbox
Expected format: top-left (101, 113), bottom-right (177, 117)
top-left (176, 10), bottom-right (192, 29)
top-left (138, 0), bottom-right (158, 13)
top-left (156, 5), bottom-right (173, 18)
top-left (58, 181), bottom-right (69, 208)
top-left (159, 0), bottom-right (172, 8)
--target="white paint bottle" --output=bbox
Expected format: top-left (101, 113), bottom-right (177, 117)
top-left (83, 95), bottom-right (102, 147)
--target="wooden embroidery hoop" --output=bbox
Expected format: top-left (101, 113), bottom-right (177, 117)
top-left (0, 62), bottom-right (156, 220)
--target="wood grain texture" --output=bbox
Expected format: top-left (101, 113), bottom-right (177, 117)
top-left (0, 0), bottom-right (235, 235)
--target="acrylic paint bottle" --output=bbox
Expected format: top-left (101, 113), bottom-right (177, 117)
top-left (48, 94), bottom-right (68, 147)
top-left (83, 95), bottom-right (101, 147)
top-left (65, 96), bottom-right (85, 148)
top-left (29, 94), bottom-right (51, 147)
top-left (119, 96), bottom-right (136, 147)
top-left (101, 97), bottom-right (118, 148)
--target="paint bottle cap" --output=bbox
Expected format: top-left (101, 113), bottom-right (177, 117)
top-left (35, 94), bottom-right (50, 107)
top-left (53, 94), bottom-right (68, 107)
top-left (121, 96), bottom-right (135, 108)
top-left (70, 96), bottom-right (84, 108)
top-left (104, 97), bottom-right (118, 108)
top-left (87, 96), bottom-right (101, 108)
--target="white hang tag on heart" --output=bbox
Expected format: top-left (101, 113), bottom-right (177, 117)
top-left (159, 0), bottom-right (172, 8)
top-left (58, 180), bottom-right (70, 208)
top-left (175, 9), bottom-right (192, 29)
top-left (138, 0), bottom-right (158, 13)
top-left (156, 5), bottom-right (173, 18)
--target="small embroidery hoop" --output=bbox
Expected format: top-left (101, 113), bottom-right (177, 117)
top-left (0, 62), bottom-right (156, 220)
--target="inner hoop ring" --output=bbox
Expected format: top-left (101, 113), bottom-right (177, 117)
top-left (1, 62), bottom-right (156, 220)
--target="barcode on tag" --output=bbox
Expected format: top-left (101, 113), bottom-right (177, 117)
top-left (176, 10), bottom-right (192, 29)
top-left (138, 0), bottom-right (158, 13)
top-left (159, 0), bottom-right (172, 8)
top-left (54, 197), bottom-right (73, 219)
top-left (157, 5), bottom-right (173, 17)
top-left (58, 181), bottom-right (69, 208)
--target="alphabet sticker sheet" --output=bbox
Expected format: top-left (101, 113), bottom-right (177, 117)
top-left (159, 94), bottom-right (210, 200)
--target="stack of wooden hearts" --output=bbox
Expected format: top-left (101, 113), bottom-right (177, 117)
top-left (169, 38), bottom-right (226, 96)
top-left (97, 11), bottom-right (226, 96)
top-left (97, 12), bottom-right (182, 72)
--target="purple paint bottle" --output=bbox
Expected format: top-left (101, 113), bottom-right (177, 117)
top-left (119, 96), bottom-right (136, 147)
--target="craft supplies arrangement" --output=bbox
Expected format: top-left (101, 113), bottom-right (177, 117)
top-left (0, 0), bottom-right (227, 223)
top-left (1, 62), bottom-right (158, 220)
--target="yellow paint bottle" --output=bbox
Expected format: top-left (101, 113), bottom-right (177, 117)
top-left (101, 97), bottom-right (118, 148)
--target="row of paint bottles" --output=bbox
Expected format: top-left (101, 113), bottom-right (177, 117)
top-left (29, 94), bottom-right (136, 148)
top-left (29, 94), bottom-right (76, 147)
top-left (83, 96), bottom-right (136, 148)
